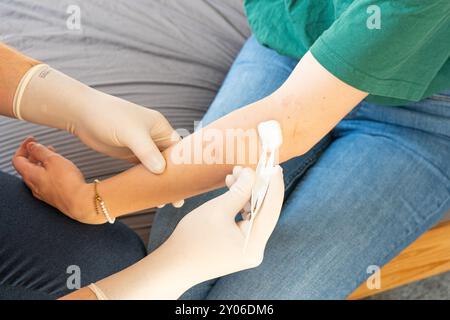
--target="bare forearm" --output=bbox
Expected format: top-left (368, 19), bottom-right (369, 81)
top-left (0, 43), bottom-right (40, 117)
top-left (88, 52), bottom-right (367, 217)
top-left (59, 287), bottom-right (97, 300)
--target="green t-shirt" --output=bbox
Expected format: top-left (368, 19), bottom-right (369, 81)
top-left (244, 0), bottom-right (450, 106)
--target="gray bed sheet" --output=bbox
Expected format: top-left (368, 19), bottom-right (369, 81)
top-left (0, 0), bottom-right (250, 179)
top-left (0, 0), bottom-right (449, 223)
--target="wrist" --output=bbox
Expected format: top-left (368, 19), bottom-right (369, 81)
top-left (46, 69), bottom-right (97, 134)
top-left (0, 43), bottom-right (40, 117)
top-left (13, 65), bottom-right (96, 133)
top-left (141, 244), bottom-right (199, 299)
top-left (155, 237), bottom-right (208, 290)
top-left (71, 182), bottom-right (107, 224)
top-left (95, 244), bottom-right (196, 299)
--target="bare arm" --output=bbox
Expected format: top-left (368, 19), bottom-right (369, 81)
top-left (61, 166), bottom-right (285, 300)
top-left (12, 51), bottom-right (367, 299)
top-left (11, 51), bottom-right (367, 224)
top-left (0, 43), bottom-right (40, 117)
top-left (74, 51), bottom-right (367, 220)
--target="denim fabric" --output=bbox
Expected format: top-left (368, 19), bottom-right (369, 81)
top-left (0, 171), bottom-right (146, 300)
top-left (149, 36), bottom-right (450, 299)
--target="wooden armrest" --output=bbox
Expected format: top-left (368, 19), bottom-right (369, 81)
top-left (348, 220), bottom-right (450, 299)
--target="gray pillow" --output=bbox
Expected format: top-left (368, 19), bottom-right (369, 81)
top-left (0, 0), bottom-right (250, 179)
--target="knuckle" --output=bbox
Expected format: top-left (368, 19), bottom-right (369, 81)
top-left (32, 191), bottom-right (41, 199)
top-left (228, 186), bottom-right (249, 202)
top-left (151, 109), bottom-right (163, 118)
top-left (31, 185), bottom-right (42, 195)
top-left (43, 154), bottom-right (58, 165)
top-left (146, 109), bottom-right (163, 121)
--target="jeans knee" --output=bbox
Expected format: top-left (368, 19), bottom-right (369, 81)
top-left (85, 222), bottom-right (147, 272)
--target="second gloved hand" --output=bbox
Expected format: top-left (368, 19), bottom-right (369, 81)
top-left (93, 165), bottom-right (285, 299)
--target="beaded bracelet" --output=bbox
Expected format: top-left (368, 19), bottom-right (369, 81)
top-left (94, 179), bottom-right (115, 224)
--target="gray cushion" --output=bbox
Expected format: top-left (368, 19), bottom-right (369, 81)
top-left (0, 0), bottom-right (250, 179)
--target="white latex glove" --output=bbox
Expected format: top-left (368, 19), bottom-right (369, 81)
top-left (13, 64), bottom-right (180, 174)
top-left (93, 166), bottom-right (284, 299)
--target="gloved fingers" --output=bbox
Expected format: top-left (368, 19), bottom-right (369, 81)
top-left (225, 166), bottom-right (252, 220)
top-left (248, 165), bottom-right (284, 246)
top-left (151, 115), bottom-right (182, 151)
top-left (237, 219), bottom-right (251, 234)
top-left (126, 132), bottom-right (167, 174)
top-left (225, 166), bottom-right (245, 188)
top-left (232, 166), bottom-right (243, 177)
top-left (75, 130), bottom-right (136, 160)
top-left (225, 174), bottom-right (235, 189)
top-left (213, 167), bottom-right (255, 219)
top-left (157, 129), bottom-right (182, 151)
top-left (123, 153), bottom-right (140, 164)
top-left (172, 200), bottom-right (185, 208)
top-left (157, 199), bottom-right (184, 209)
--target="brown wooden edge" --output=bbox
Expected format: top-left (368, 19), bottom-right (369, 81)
top-left (348, 220), bottom-right (450, 299)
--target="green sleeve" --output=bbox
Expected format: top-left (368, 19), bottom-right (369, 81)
top-left (310, 0), bottom-right (450, 101)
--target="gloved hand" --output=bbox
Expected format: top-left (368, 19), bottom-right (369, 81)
top-left (13, 64), bottom-right (179, 174)
top-left (93, 165), bottom-right (285, 299)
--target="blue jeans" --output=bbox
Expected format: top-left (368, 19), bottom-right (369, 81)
top-left (149, 36), bottom-right (450, 299)
top-left (0, 171), bottom-right (146, 299)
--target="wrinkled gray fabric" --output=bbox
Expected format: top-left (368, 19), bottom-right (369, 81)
top-left (0, 0), bottom-right (250, 179)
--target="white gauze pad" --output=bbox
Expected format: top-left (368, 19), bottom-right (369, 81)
top-left (244, 120), bottom-right (282, 250)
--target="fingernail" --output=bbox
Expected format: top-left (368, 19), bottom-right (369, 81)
top-left (233, 166), bottom-right (243, 176)
top-left (150, 155), bottom-right (165, 173)
top-left (240, 168), bottom-right (254, 179)
top-left (225, 174), bottom-right (235, 187)
top-left (231, 168), bottom-right (254, 192)
top-left (171, 131), bottom-right (182, 142)
top-left (173, 200), bottom-right (184, 208)
top-left (27, 142), bottom-right (36, 151)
